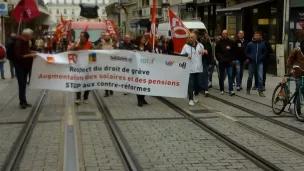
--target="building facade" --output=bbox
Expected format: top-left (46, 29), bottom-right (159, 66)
top-left (289, 0), bottom-right (304, 53)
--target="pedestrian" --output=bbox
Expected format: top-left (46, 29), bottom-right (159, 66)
top-left (215, 30), bottom-right (235, 96)
top-left (201, 32), bottom-right (212, 96)
top-left (35, 36), bottom-right (44, 52)
top-left (70, 31), bottom-right (95, 105)
top-left (95, 32), bottom-right (115, 97)
top-left (135, 35), bottom-right (150, 107)
top-left (233, 30), bottom-right (248, 91)
top-left (5, 33), bottom-right (17, 78)
top-left (180, 33), bottom-right (204, 106)
top-left (13, 28), bottom-right (37, 109)
top-left (208, 38), bottom-right (219, 88)
top-left (245, 31), bottom-right (267, 97)
top-left (0, 44), bottom-right (6, 79)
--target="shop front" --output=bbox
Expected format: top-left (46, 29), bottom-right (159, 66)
top-left (288, 0), bottom-right (304, 53)
top-left (216, 0), bottom-right (284, 75)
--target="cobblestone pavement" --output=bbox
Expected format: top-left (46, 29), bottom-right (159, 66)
top-left (103, 93), bottom-right (263, 171)
top-left (75, 96), bottom-right (125, 171)
top-left (0, 81), bottom-right (41, 170)
top-left (17, 91), bottom-right (65, 171)
top-left (167, 96), bottom-right (304, 170)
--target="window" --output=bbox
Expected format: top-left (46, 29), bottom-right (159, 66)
top-left (56, 9), bottom-right (59, 14)
top-left (56, 0), bottom-right (59, 3)
top-left (72, 9), bottom-right (75, 15)
top-left (64, 9), bottom-right (67, 14)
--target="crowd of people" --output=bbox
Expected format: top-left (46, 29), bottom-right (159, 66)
top-left (4, 27), bottom-right (276, 109)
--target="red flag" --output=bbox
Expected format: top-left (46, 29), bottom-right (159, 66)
top-left (149, 0), bottom-right (157, 50)
top-left (12, 0), bottom-right (40, 22)
top-left (105, 20), bottom-right (118, 36)
top-left (168, 8), bottom-right (190, 54)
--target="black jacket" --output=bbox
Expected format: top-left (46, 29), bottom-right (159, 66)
top-left (233, 39), bottom-right (248, 61)
top-left (215, 38), bottom-right (235, 63)
top-left (201, 39), bottom-right (212, 65)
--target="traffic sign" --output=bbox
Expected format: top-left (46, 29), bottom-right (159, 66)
top-left (0, 2), bottom-right (8, 16)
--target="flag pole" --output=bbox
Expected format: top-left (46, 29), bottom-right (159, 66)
top-left (17, 13), bottom-right (23, 35)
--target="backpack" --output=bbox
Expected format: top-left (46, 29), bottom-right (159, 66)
top-left (0, 46), bottom-right (6, 59)
top-left (5, 38), bottom-right (16, 61)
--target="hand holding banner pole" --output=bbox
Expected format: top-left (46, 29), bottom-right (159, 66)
top-left (17, 12), bottom-right (23, 35)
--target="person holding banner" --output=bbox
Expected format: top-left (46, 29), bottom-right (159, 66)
top-left (96, 32), bottom-right (115, 97)
top-left (70, 31), bottom-right (95, 105)
top-left (136, 35), bottom-right (151, 107)
top-left (13, 29), bottom-right (37, 109)
top-left (180, 33), bottom-right (204, 106)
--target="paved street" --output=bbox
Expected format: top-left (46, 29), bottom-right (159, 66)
top-left (0, 61), bottom-right (304, 171)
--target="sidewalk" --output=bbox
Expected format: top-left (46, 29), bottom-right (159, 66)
top-left (210, 69), bottom-right (290, 106)
top-left (0, 61), bottom-right (16, 90)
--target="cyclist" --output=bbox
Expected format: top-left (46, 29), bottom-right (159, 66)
top-left (287, 40), bottom-right (304, 114)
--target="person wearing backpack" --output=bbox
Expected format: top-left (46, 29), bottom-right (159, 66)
top-left (0, 44), bottom-right (6, 79)
top-left (6, 33), bottom-right (17, 78)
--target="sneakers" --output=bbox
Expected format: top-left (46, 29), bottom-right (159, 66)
top-left (194, 95), bottom-right (199, 103)
top-left (259, 92), bottom-right (265, 97)
top-left (221, 91), bottom-right (224, 95)
top-left (237, 87), bottom-right (241, 91)
top-left (252, 86), bottom-right (257, 90)
top-left (75, 99), bottom-right (89, 105)
top-left (189, 100), bottom-right (194, 106)
top-left (75, 99), bottom-right (81, 105)
top-left (204, 91), bottom-right (209, 97)
top-left (229, 91), bottom-right (235, 96)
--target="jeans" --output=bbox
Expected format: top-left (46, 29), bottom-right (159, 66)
top-left (76, 91), bottom-right (90, 100)
top-left (188, 73), bottom-right (203, 100)
top-left (254, 62), bottom-right (268, 87)
top-left (202, 61), bottom-right (209, 91)
top-left (9, 61), bottom-right (15, 77)
top-left (235, 60), bottom-right (245, 87)
top-left (15, 66), bottom-right (29, 104)
top-left (247, 63), bottom-right (263, 92)
top-left (219, 63), bottom-right (233, 92)
top-left (0, 62), bottom-right (4, 78)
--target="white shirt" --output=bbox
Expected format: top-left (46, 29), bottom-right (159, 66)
top-left (181, 43), bottom-right (204, 73)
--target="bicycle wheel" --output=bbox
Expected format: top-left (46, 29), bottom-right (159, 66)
top-left (294, 90), bottom-right (304, 122)
top-left (272, 83), bottom-right (288, 115)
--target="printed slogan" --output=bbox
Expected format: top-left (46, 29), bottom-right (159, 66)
top-left (30, 50), bottom-right (190, 98)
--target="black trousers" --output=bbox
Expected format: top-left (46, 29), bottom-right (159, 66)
top-left (136, 95), bottom-right (146, 104)
top-left (15, 66), bottom-right (29, 104)
top-left (188, 73), bottom-right (203, 100)
top-left (76, 91), bottom-right (90, 100)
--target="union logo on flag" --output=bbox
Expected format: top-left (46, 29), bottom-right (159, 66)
top-left (88, 52), bottom-right (96, 63)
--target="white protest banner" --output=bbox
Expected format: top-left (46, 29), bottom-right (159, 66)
top-left (30, 50), bottom-right (190, 98)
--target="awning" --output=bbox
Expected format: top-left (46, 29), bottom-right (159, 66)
top-left (216, 0), bottom-right (272, 14)
top-left (38, 5), bottom-right (50, 15)
top-left (130, 20), bottom-right (139, 27)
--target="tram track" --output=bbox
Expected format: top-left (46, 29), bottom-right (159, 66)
top-left (1, 90), bottom-right (48, 171)
top-left (157, 96), bottom-right (289, 171)
top-left (205, 91), bottom-right (304, 136)
top-left (92, 90), bottom-right (143, 171)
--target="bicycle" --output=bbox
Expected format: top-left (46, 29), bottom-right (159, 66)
top-left (271, 65), bottom-right (304, 122)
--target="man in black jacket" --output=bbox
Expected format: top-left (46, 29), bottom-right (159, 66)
top-left (215, 30), bottom-right (235, 96)
top-left (201, 32), bottom-right (212, 96)
top-left (233, 30), bottom-right (248, 91)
